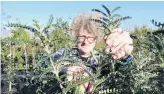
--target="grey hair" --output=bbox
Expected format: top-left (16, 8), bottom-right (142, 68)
top-left (70, 12), bottom-right (104, 43)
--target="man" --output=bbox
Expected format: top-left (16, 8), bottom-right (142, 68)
top-left (52, 12), bottom-right (133, 93)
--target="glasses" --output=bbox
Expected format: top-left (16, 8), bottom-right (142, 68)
top-left (77, 35), bottom-right (97, 43)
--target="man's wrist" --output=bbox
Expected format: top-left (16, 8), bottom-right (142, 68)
top-left (121, 55), bottom-right (133, 65)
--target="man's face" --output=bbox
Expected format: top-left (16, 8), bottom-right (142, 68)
top-left (77, 27), bottom-right (97, 55)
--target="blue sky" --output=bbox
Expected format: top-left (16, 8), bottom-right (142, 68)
top-left (1, 1), bottom-right (164, 37)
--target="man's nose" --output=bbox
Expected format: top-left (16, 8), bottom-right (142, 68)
top-left (81, 38), bottom-right (88, 46)
top-left (83, 38), bottom-right (89, 44)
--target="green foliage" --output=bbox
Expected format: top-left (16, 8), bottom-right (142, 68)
top-left (95, 39), bottom-right (106, 52)
top-left (11, 28), bottom-right (32, 43)
top-left (129, 27), bottom-right (164, 94)
top-left (92, 5), bottom-right (131, 35)
top-left (2, 15), bottom-right (75, 94)
top-left (151, 19), bottom-right (164, 30)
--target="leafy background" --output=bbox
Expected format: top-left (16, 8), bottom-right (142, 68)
top-left (1, 5), bottom-right (164, 94)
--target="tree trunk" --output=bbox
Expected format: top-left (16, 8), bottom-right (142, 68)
top-left (24, 44), bottom-right (28, 71)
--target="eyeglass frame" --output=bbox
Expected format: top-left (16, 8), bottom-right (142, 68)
top-left (76, 35), bottom-right (98, 44)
